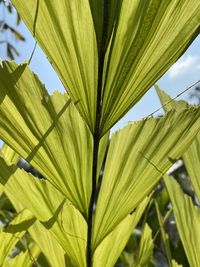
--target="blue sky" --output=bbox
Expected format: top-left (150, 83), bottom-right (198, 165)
top-left (0, 10), bottom-right (200, 133)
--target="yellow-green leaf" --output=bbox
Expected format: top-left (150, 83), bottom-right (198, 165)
top-left (0, 209), bottom-right (35, 266)
top-left (156, 87), bottom-right (200, 201)
top-left (29, 221), bottom-right (66, 267)
top-left (164, 175), bottom-right (200, 267)
top-left (0, 61), bottom-right (93, 216)
top-left (0, 152), bottom-right (67, 267)
top-left (1, 143), bottom-right (20, 165)
top-left (4, 166), bottom-right (87, 267)
top-left (155, 86), bottom-right (189, 112)
top-left (3, 243), bottom-right (41, 267)
top-left (135, 224), bottom-right (153, 267)
top-left (100, 0), bottom-right (200, 134)
top-left (93, 108), bottom-right (200, 249)
top-left (93, 198), bottom-right (149, 267)
top-left (183, 133), bottom-right (200, 201)
top-left (11, 1), bottom-right (200, 134)
top-left (154, 200), bottom-right (172, 266)
top-left (11, 0), bottom-right (98, 131)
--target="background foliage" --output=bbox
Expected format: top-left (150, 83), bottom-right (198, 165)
top-left (0, 1), bottom-right (200, 267)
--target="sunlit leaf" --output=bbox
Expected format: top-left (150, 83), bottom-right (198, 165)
top-left (3, 243), bottom-right (41, 267)
top-left (1, 143), bottom-right (20, 165)
top-left (164, 175), bottom-right (200, 267)
top-left (4, 166), bottom-right (87, 267)
top-left (0, 146), bottom-right (69, 267)
top-left (11, 0), bottom-right (98, 131)
top-left (93, 198), bottom-right (149, 267)
top-left (0, 157), bottom-right (17, 186)
top-left (29, 221), bottom-right (66, 267)
top-left (0, 61), bottom-right (93, 216)
top-left (11, 1), bottom-right (200, 134)
top-left (99, 0), bottom-right (200, 134)
top-left (134, 223), bottom-right (153, 267)
top-left (183, 133), bottom-right (200, 201)
top-left (154, 200), bottom-right (172, 266)
top-left (155, 86), bottom-right (189, 112)
top-left (93, 108), bottom-right (200, 248)
top-left (0, 209), bottom-right (35, 266)
top-left (156, 87), bottom-right (200, 201)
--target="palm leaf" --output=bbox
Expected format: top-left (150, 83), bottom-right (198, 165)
top-left (183, 133), bottom-right (200, 201)
top-left (0, 61), bottom-right (93, 216)
top-left (11, 0), bottom-right (98, 131)
top-left (3, 243), bottom-right (41, 267)
top-left (0, 184), bottom-right (3, 196)
top-left (3, 165), bottom-right (87, 267)
top-left (154, 200), bottom-right (172, 267)
top-left (0, 209), bottom-right (35, 266)
top-left (99, 0), bottom-right (200, 134)
top-left (93, 108), bottom-right (200, 249)
top-left (93, 198), bottom-right (149, 267)
top-left (0, 146), bottom-right (71, 267)
top-left (11, 0), bottom-right (200, 134)
top-left (1, 143), bottom-right (20, 165)
top-left (134, 223), bottom-right (153, 267)
top-left (164, 175), bottom-right (200, 267)
top-left (155, 86), bottom-right (189, 112)
top-left (156, 87), bottom-right (200, 201)
top-left (88, 1), bottom-right (122, 53)
top-left (29, 221), bottom-right (66, 267)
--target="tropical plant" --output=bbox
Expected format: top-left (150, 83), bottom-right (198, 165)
top-left (155, 87), bottom-right (200, 267)
top-left (0, 1), bottom-right (200, 267)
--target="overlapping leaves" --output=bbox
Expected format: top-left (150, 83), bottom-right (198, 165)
top-left (0, 61), bottom-right (94, 216)
top-left (93, 107), bottom-right (200, 249)
top-left (0, 62), bottom-right (200, 265)
top-left (183, 134), bottom-right (200, 200)
top-left (93, 198), bottom-right (149, 267)
top-left (2, 159), bottom-right (87, 267)
top-left (0, 146), bottom-right (67, 267)
top-left (0, 145), bottom-right (148, 267)
top-left (0, 1), bottom-right (200, 266)
top-left (164, 175), bottom-right (200, 267)
top-left (12, 0), bottom-right (98, 131)
top-left (156, 87), bottom-right (200, 201)
top-left (11, 0), bottom-right (200, 134)
top-left (157, 88), bottom-right (200, 267)
top-left (0, 209), bottom-right (35, 266)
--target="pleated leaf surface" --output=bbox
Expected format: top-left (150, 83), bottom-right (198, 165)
top-left (93, 108), bottom-right (200, 248)
top-left (3, 166), bottom-right (87, 267)
top-left (0, 61), bottom-right (93, 216)
top-left (93, 198), bottom-right (149, 267)
top-left (0, 209), bottom-right (35, 266)
top-left (99, 0), bottom-right (200, 134)
top-left (164, 175), bottom-right (200, 267)
top-left (11, 0), bottom-right (98, 131)
top-left (156, 87), bottom-right (200, 201)
top-left (11, 0), bottom-right (200, 134)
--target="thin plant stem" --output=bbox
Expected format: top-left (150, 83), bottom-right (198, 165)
top-left (86, 14), bottom-right (108, 267)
